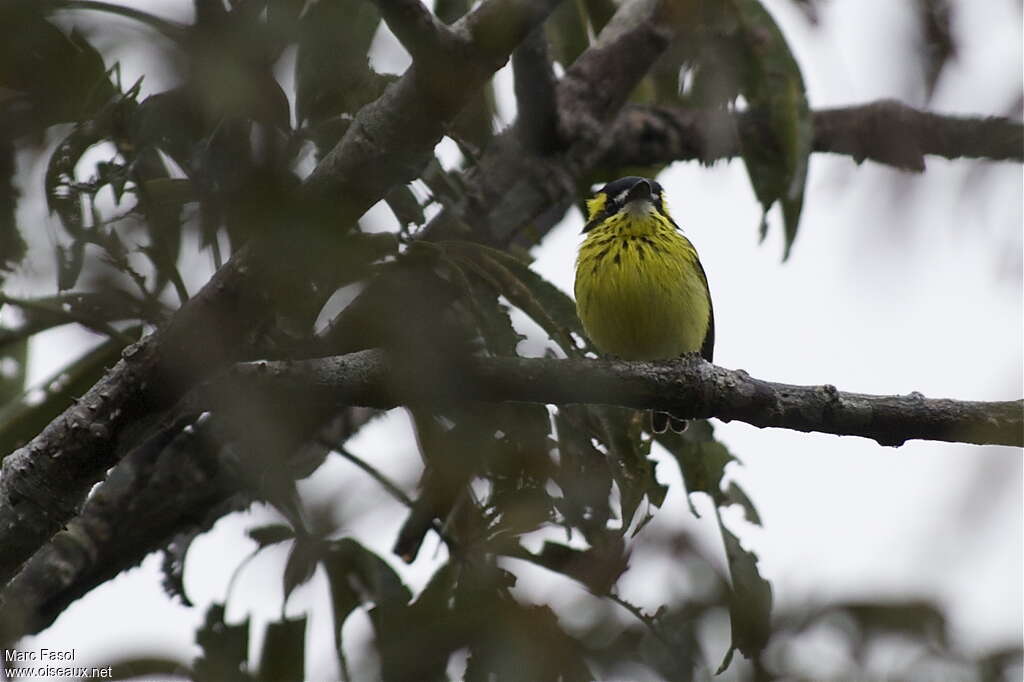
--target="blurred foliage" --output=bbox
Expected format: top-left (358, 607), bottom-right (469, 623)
top-left (0, 1), bottom-right (1017, 681)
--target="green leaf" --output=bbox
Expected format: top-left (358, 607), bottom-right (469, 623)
top-left (247, 523), bottom-right (295, 548)
top-left (716, 516), bottom-right (773, 673)
top-left (46, 125), bottom-right (99, 239)
top-left (384, 184), bottom-right (426, 230)
top-left (657, 419), bottom-right (737, 515)
top-left (832, 600), bottom-right (948, 645)
top-left (0, 337), bottom-right (27, 410)
top-left (258, 615), bottom-right (307, 682)
top-left (723, 480), bottom-right (762, 526)
top-left (553, 405), bottom-right (614, 537)
top-left (510, 539), bottom-right (628, 594)
top-left (375, 561), bottom-right (458, 682)
top-left (475, 245), bottom-right (586, 341)
top-left (0, 141), bottom-right (25, 279)
top-left (596, 406), bottom-right (665, 532)
top-left (0, 10), bottom-right (117, 128)
top-left (463, 598), bottom-right (593, 682)
top-left (441, 241), bottom-right (583, 356)
top-left (193, 604), bottom-right (253, 682)
top-left (728, 0), bottom-right (813, 258)
top-left (322, 539), bottom-right (412, 661)
top-left (434, 0), bottom-right (470, 23)
top-left (282, 538), bottom-right (320, 604)
top-left (657, 421), bottom-right (772, 673)
top-left (452, 262), bottom-right (525, 357)
top-left (545, 0), bottom-right (591, 68)
top-left (295, 0), bottom-right (382, 129)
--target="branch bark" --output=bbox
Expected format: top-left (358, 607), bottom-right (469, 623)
top-left (603, 100), bottom-right (1024, 171)
top-left (3, 0), bottom-right (1022, 635)
top-left (204, 351), bottom-right (1023, 448)
top-left (0, 0), bottom-right (562, 590)
top-left (374, 0), bottom-right (456, 62)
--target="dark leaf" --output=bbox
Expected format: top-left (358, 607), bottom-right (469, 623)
top-left (247, 523), bottom-right (295, 548)
top-left (55, 241), bottom-right (85, 292)
top-left (161, 529), bottom-right (201, 606)
top-left (723, 480), bottom-right (762, 526)
top-left (193, 603), bottom-right (252, 682)
top-left (258, 615), bottom-right (307, 682)
top-left (0, 10), bottom-right (117, 129)
top-left (451, 261), bottom-right (524, 357)
top-left (916, 0), bottom-right (956, 98)
top-left (442, 241), bottom-right (582, 355)
top-left (0, 337), bottom-right (27, 410)
top-left (597, 406), bottom-right (665, 532)
top-left (512, 539), bottom-right (629, 594)
top-left (554, 405), bottom-right (615, 537)
top-left (282, 538), bottom-right (320, 604)
top-left (839, 600), bottom-right (947, 646)
top-left (384, 184), bottom-right (426, 229)
top-left (131, 89), bottom-right (206, 172)
top-left (728, 0), bottom-right (813, 258)
top-left (464, 598), bottom-right (593, 682)
top-left (46, 123), bottom-right (106, 239)
top-left (545, 0), bottom-right (591, 68)
top-left (0, 141), bottom-right (25, 278)
top-left (295, 0), bottom-right (382, 129)
top-left (322, 538), bottom-right (412, 659)
top-left (658, 420), bottom-right (738, 513)
top-left (716, 517), bottom-right (773, 672)
top-left (434, 0), bottom-right (470, 24)
top-left (373, 559), bottom-right (455, 682)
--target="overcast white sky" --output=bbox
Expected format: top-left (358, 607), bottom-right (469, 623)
top-left (9, 0), bottom-right (1023, 680)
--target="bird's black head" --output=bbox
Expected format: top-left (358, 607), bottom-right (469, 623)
top-left (583, 177), bottom-right (670, 233)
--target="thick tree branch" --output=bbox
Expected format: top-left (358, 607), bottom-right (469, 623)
top-left (512, 26), bottom-right (559, 153)
top-left (0, 0), bottom-right (673, 628)
top-left (603, 100), bottom-right (1024, 171)
top-left (422, 0), bottom-right (678, 246)
top-left (5, 0), bottom-right (1022, 634)
top-left (0, 408), bottom-right (377, 640)
top-left (374, 0), bottom-right (457, 63)
top-left (303, 0), bottom-right (561, 216)
top-left (0, 0), bottom-right (561, 590)
top-left (203, 352), bottom-right (1023, 448)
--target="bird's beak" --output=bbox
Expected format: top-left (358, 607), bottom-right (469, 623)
top-left (625, 179), bottom-right (653, 203)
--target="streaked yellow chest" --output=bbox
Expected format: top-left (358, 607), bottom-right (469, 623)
top-left (574, 215), bottom-right (710, 360)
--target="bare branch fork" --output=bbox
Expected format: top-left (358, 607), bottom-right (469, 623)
top-left (202, 351), bottom-right (1024, 448)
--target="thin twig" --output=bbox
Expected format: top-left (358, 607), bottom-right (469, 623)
top-left (328, 443), bottom-right (414, 508)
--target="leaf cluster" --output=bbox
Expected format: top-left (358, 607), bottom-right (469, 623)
top-left (0, 1), bottom-right (1012, 681)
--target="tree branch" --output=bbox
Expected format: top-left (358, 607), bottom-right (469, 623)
top-left (373, 0), bottom-right (456, 63)
top-left (421, 0), bottom-right (679, 246)
top-left (202, 351), bottom-right (1023, 448)
top-left (603, 100), bottom-right (1024, 171)
top-left (0, 0), bottom-right (562, 590)
top-left (0, 0), bottom-right (674, 627)
top-left (512, 26), bottom-right (559, 153)
top-left (5, 0), bottom-right (1021, 632)
top-left (0, 408), bottom-right (377, 641)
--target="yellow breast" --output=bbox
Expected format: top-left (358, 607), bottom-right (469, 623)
top-left (574, 215), bottom-right (711, 360)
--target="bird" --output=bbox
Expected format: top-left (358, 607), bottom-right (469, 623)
top-left (574, 176), bottom-right (714, 433)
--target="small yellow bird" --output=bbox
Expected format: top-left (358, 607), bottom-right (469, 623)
top-left (574, 176), bottom-right (714, 432)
